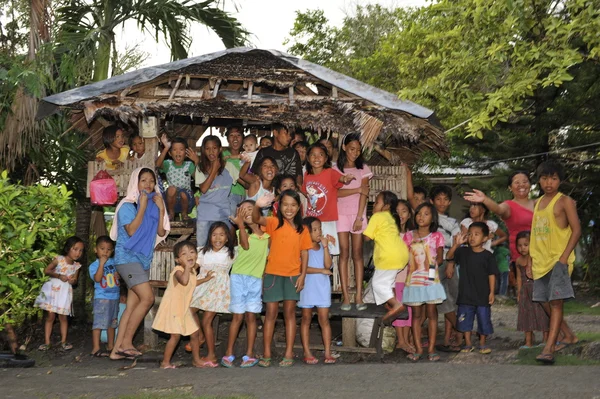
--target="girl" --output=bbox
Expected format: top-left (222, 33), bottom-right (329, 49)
top-left (303, 142), bottom-right (355, 257)
top-left (252, 190), bottom-right (313, 367)
top-left (109, 167), bottom-right (170, 360)
top-left (189, 222), bottom-right (236, 368)
top-left (298, 217), bottom-right (336, 365)
top-left (35, 236), bottom-right (85, 351)
top-left (460, 202), bottom-right (507, 252)
top-left (319, 137), bottom-right (337, 166)
top-left (195, 136), bottom-right (234, 248)
top-left (402, 202), bottom-right (447, 362)
top-left (272, 174), bottom-right (304, 215)
top-left (96, 125), bottom-right (130, 170)
top-left (222, 201), bottom-right (269, 368)
top-left (128, 134), bottom-right (146, 160)
top-left (152, 241), bottom-right (212, 369)
top-left (392, 200), bottom-right (415, 353)
top-left (240, 156), bottom-right (278, 215)
top-left (363, 191), bottom-right (409, 322)
top-left (335, 133), bottom-right (372, 311)
top-left (515, 231), bottom-right (549, 348)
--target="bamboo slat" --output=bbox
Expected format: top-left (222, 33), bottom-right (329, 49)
top-left (368, 165), bottom-right (407, 202)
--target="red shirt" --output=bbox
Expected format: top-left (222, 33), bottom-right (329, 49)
top-left (303, 168), bottom-right (343, 222)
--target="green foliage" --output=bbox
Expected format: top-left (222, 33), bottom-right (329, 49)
top-left (0, 171), bottom-right (74, 327)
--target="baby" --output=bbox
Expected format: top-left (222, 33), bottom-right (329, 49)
top-left (241, 134), bottom-right (259, 169)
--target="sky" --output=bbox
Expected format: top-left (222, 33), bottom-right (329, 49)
top-left (116, 0), bottom-right (426, 68)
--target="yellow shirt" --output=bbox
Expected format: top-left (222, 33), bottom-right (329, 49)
top-left (96, 146), bottom-right (130, 170)
top-left (530, 192), bottom-right (575, 279)
top-left (363, 211), bottom-right (409, 271)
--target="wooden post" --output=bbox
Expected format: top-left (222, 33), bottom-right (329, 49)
top-left (342, 292), bottom-right (357, 347)
top-left (247, 81), bottom-right (253, 105)
top-left (288, 86), bottom-right (295, 105)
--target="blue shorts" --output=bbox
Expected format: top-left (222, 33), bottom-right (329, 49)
top-left (229, 274), bottom-right (262, 314)
top-left (457, 304), bottom-right (493, 336)
top-left (163, 187), bottom-right (194, 213)
top-left (92, 298), bottom-right (119, 330)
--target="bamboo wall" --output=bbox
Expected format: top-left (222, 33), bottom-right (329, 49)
top-left (369, 165), bottom-right (407, 201)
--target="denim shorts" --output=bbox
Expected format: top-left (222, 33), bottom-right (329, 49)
top-left (229, 274), bottom-right (262, 314)
top-left (533, 261), bottom-right (575, 302)
top-left (457, 304), bottom-right (493, 336)
top-left (92, 298), bottom-right (119, 330)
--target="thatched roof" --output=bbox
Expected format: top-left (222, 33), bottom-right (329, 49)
top-left (38, 48), bottom-right (447, 164)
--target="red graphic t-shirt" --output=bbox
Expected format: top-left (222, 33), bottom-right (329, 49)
top-left (303, 168), bottom-right (343, 222)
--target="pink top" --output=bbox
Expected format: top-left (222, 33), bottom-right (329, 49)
top-left (403, 231), bottom-right (445, 260)
top-left (504, 200), bottom-right (534, 261)
top-left (334, 165), bottom-right (373, 217)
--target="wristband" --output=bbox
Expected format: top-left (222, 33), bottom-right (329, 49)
top-left (445, 258), bottom-right (454, 262)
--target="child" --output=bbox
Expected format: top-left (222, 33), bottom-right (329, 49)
top-left (494, 244), bottom-right (511, 296)
top-left (221, 201), bottom-right (269, 368)
top-left (129, 134), bottom-right (146, 160)
top-left (363, 191), bottom-right (409, 322)
top-left (96, 125), bottom-right (130, 170)
top-left (392, 199), bottom-right (415, 353)
top-left (460, 202), bottom-right (508, 252)
top-left (153, 241), bottom-right (207, 369)
top-left (298, 217), bottom-right (336, 365)
top-left (406, 165), bottom-right (427, 210)
top-left (515, 231), bottom-right (549, 349)
top-left (303, 142), bottom-right (355, 256)
top-left (530, 160), bottom-right (581, 364)
top-left (320, 137), bottom-right (337, 166)
top-left (272, 174), bottom-right (304, 216)
top-left (252, 190), bottom-right (313, 367)
top-left (89, 235), bottom-right (120, 357)
top-left (240, 156), bottom-right (278, 215)
top-left (189, 222), bottom-right (237, 367)
top-left (402, 203), bottom-right (447, 361)
top-left (35, 236), bottom-right (85, 351)
top-left (195, 136), bottom-right (234, 248)
top-left (259, 135), bottom-right (273, 148)
top-left (222, 126), bottom-right (246, 218)
top-left (430, 185), bottom-right (462, 350)
top-left (241, 134), bottom-right (259, 169)
top-left (293, 141), bottom-right (308, 173)
top-left (335, 133), bottom-right (372, 311)
top-left (156, 136), bottom-right (199, 221)
top-left (446, 222), bottom-right (498, 354)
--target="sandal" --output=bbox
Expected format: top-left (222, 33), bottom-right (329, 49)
top-left (38, 344), bottom-right (51, 351)
top-left (340, 303), bottom-right (352, 311)
top-left (90, 350), bottom-right (109, 357)
top-left (220, 355), bottom-right (235, 368)
top-left (535, 353), bottom-right (555, 365)
top-left (324, 356), bottom-right (337, 364)
top-left (240, 355), bottom-right (259, 368)
top-left (406, 353), bottom-right (423, 362)
top-left (61, 342), bottom-right (73, 351)
top-left (479, 346), bottom-right (492, 354)
top-left (460, 346), bottom-right (474, 353)
top-left (303, 356), bottom-right (319, 365)
top-left (519, 345), bottom-right (532, 350)
top-left (279, 357), bottom-right (295, 367)
top-left (160, 364), bottom-right (178, 369)
top-left (258, 357), bottom-right (271, 368)
top-left (196, 359), bottom-right (218, 368)
top-left (116, 348), bottom-right (141, 358)
top-left (428, 352), bottom-right (440, 362)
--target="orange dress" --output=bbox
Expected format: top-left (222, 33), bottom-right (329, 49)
top-left (152, 266), bottom-right (199, 336)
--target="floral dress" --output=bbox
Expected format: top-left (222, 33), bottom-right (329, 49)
top-left (190, 247), bottom-right (237, 313)
top-left (34, 256), bottom-right (81, 316)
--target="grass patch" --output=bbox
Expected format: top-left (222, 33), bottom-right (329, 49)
top-left (564, 301), bottom-right (600, 316)
top-left (576, 332), bottom-right (600, 342)
top-left (515, 346), bottom-right (600, 366)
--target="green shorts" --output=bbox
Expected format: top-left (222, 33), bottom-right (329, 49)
top-left (262, 274), bottom-right (300, 303)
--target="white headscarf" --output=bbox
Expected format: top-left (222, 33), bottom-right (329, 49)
top-left (109, 167), bottom-right (170, 247)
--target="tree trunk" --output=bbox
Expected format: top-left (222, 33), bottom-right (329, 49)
top-left (73, 200), bottom-right (91, 323)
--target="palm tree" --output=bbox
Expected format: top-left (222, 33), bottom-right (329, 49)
top-left (55, 0), bottom-right (249, 81)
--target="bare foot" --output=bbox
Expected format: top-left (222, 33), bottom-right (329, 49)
top-left (383, 304), bottom-right (406, 322)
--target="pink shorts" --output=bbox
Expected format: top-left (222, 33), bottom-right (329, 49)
top-left (336, 213), bottom-right (367, 234)
top-left (392, 282), bottom-right (412, 328)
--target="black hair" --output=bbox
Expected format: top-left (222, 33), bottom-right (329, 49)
top-left (305, 142), bottom-right (332, 174)
top-left (469, 221), bottom-right (490, 237)
top-left (170, 137), bottom-right (188, 149)
top-left (244, 134), bottom-right (258, 143)
top-left (516, 230), bottom-right (531, 245)
top-left (414, 202), bottom-right (439, 233)
top-left (202, 221), bottom-right (235, 259)
top-left (393, 199), bottom-right (415, 232)
top-left (260, 136), bottom-right (273, 144)
top-left (255, 156), bottom-right (279, 179)
top-left (377, 191), bottom-right (401, 230)
top-left (102, 125), bottom-right (122, 149)
top-left (276, 189), bottom-right (304, 234)
top-left (96, 235), bottom-right (114, 248)
top-left (537, 160), bottom-right (565, 181)
top-left (467, 202), bottom-right (489, 218)
top-left (302, 216), bottom-right (321, 231)
top-left (413, 186), bottom-right (427, 198)
top-left (173, 240), bottom-right (197, 258)
top-left (199, 135), bottom-right (225, 175)
top-left (226, 126), bottom-right (244, 136)
top-left (237, 199), bottom-right (256, 233)
top-left (293, 141), bottom-right (308, 150)
top-left (272, 123), bottom-right (287, 133)
top-left (138, 167), bottom-right (156, 182)
top-left (294, 131), bottom-right (306, 140)
top-left (62, 236), bottom-right (85, 261)
top-left (508, 170), bottom-right (531, 187)
top-left (430, 185), bottom-right (453, 201)
top-left (128, 134), bottom-right (143, 148)
top-left (337, 133), bottom-right (364, 173)
top-left (274, 174), bottom-right (297, 194)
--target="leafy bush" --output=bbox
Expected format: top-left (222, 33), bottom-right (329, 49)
top-left (0, 171), bottom-right (74, 327)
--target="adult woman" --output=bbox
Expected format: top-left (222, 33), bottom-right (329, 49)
top-left (109, 167), bottom-right (170, 360)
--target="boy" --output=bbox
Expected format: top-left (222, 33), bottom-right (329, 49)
top-left (446, 222), bottom-right (498, 354)
top-left (241, 133), bottom-right (259, 169)
top-left (293, 140), bottom-right (308, 169)
top-left (89, 236), bottom-right (120, 357)
top-left (260, 136), bottom-right (273, 148)
top-left (156, 136), bottom-right (199, 220)
top-left (530, 160), bottom-right (581, 364)
top-left (252, 123), bottom-right (303, 186)
top-left (431, 185), bottom-right (462, 350)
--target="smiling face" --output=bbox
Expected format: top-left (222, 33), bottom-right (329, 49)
top-left (415, 206), bottom-right (433, 229)
top-left (138, 171), bottom-right (156, 194)
top-left (243, 136), bottom-right (258, 153)
top-left (169, 142), bottom-right (187, 165)
top-left (308, 147), bottom-right (327, 171)
top-left (309, 219), bottom-right (323, 243)
top-left (343, 140), bottom-right (361, 164)
top-left (279, 177), bottom-right (296, 192)
top-left (176, 244), bottom-right (197, 268)
top-left (210, 226), bottom-right (228, 251)
top-left (280, 194), bottom-right (300, 221)
top-left (539, 173), bottom-right (561, 195)
top-left (517, 236), bottom-right (530, 256)
top-left (131, 136), bottom-right (145, 156)
top-left (95, 241), bottom-right (114, 259)
top-left (203, 140), bottom-right (220, 162)
top-left (112, 129), bottom-right (125, 149)
top-left (239, 201), bottom-right (254, 225)
top-left (67, 242), bottom-right (85, 262)
top-left (413, 245), bottom-right (427, 269)
top-left (509, 173), bottom-right (531, 199)
top-left (468, 226), bottom-right (487, 248)
top-left (227, 129), bottom-right (243, 152)
top-left (259, 158), bottom-right (278, 182)
top-left (396, 202), bottom-right (411, 227)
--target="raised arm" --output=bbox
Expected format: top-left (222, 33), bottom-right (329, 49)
top-left (463, 189), bottom-right (511, 219)
top-left (445, 232), bottom-right (467, 279)
top-left (155, 134), bottom-right (171, 168)
top-left (239, 158), bottom-right (258, 185)
top-left (231, 207), bottom-right (250, 250)
top-left (198, 161), bottom-right (219, 194)
top-left (406, 166), bottom-right (420, 210)
top-left (252, 193), bottom-right (274, 227)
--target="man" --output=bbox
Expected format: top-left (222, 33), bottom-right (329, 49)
top-left (252, 123), bottom-right (303, 186)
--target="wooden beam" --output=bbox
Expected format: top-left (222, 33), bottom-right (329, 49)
top-left (247, 81), bottom-right (253, 105)
top-left (168, 74), bottom-right (183, 100)
top-left (212, 78), bottom-right (222, 98)
top-left (331, 86), bottom-right (338, 98)
top-left (289, 86), bottom-right (295, 105)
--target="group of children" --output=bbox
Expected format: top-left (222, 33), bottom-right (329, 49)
top-left (33, 125), bottom-right (577, 367)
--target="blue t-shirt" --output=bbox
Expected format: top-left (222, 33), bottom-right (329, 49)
top-left (89, 258), bottom-right (120, 300)
top-left (114, 203), bottom-right (155, 270)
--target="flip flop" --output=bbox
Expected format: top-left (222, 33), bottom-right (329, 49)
top-left (90, 350), bottom-right (109, 357)
top-left (279, 357), bottom-right (295, 367)
top-left (160, 364), bottom-right (178, 369)
top-left (258, 357), bottom-right (271, 368)
top-left (324, 356), bottom-right (337, 364)
top-left (38, 344), bottom-right (51, 351)
top-left (519, 345), bottom-right (532, 350)
top-left (555, 341), bottom-right (571, 351)
top-left (428, 352), bottom-right (440, 362)
top-left (478, 346), bottom-right (492, 354)
top-left (116, 348), bottom-right (141, 358)
top-left (406, 353), bottom-right (423, 362)
top-left (60, 342), bottom-right (73, 351)
top-left (437, 344), bottom-right (460, 353)
top-left (196, 360), bottom-right (218, 368)
top-left (535, 353), bottom-right (555, 365)
top-left (240, 355), bottom-right (259, 368)
top-left (303, 356), bottom-right (319, 365)
top-left (220, 355), bottom-right (235, 368)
